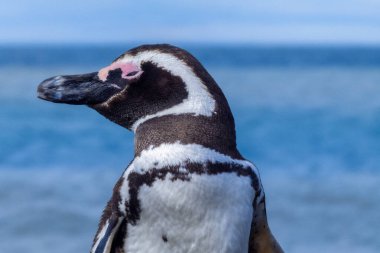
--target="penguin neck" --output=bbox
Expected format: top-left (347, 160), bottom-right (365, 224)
top-left (134, 114), bottom-right (243, 159)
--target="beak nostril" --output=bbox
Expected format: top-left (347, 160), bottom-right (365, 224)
top-left (53, 80), bottom-right (61, 85)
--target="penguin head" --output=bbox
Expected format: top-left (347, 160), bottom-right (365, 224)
top-left (38, 44), bottom-right (225, 131)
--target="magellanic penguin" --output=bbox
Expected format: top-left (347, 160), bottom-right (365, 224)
top-left (37, 44), bottom-right (284, 253)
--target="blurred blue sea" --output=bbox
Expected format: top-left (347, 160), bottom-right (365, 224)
top-left (1, 45), bottom-right (380, 252)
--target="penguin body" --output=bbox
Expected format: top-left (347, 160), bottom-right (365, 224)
top-left (38, 44), bottom-right (283, 253)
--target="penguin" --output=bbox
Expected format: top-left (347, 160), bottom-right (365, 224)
top-left (37, 44), bottom-right (283, 253)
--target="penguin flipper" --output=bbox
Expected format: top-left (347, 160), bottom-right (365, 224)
top-left (249, 196), bottom-right (284, 253)
top-left (92, 213), bottom-right (123, 253)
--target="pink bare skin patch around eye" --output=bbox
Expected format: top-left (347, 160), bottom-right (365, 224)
top-left (98, 62), bottom-right (143, 82)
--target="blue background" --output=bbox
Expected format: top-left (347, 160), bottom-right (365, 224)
top-left (1, 1), bottom-right (380, 252)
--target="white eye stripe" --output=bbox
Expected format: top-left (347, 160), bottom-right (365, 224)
top-left (120, 51), bottom-right (216, 131)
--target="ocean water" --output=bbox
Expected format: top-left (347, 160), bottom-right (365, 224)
top-left (0, 45), bottom-right (380, 252)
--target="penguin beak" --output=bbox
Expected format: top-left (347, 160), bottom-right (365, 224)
top-left (37, 72), bottom-right (126, 105)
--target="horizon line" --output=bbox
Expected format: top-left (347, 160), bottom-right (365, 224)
top-left (1, 41), bottom-right (380, 48)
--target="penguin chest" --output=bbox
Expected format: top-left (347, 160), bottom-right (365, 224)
top-left (124, 172), bottom-right (255, 253)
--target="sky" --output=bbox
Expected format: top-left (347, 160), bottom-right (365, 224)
top-left (0, 0), bottom-right (380, 44)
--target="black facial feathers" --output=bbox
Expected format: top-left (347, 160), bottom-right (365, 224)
top-left (91, 61), bottom-right (188, 129)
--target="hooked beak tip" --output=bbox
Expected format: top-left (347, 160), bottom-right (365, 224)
top-left (37, 76), bottom-right (65, 102)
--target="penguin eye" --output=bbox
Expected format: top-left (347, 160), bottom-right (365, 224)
top-left (126, 71), bottom-right (139, 77)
